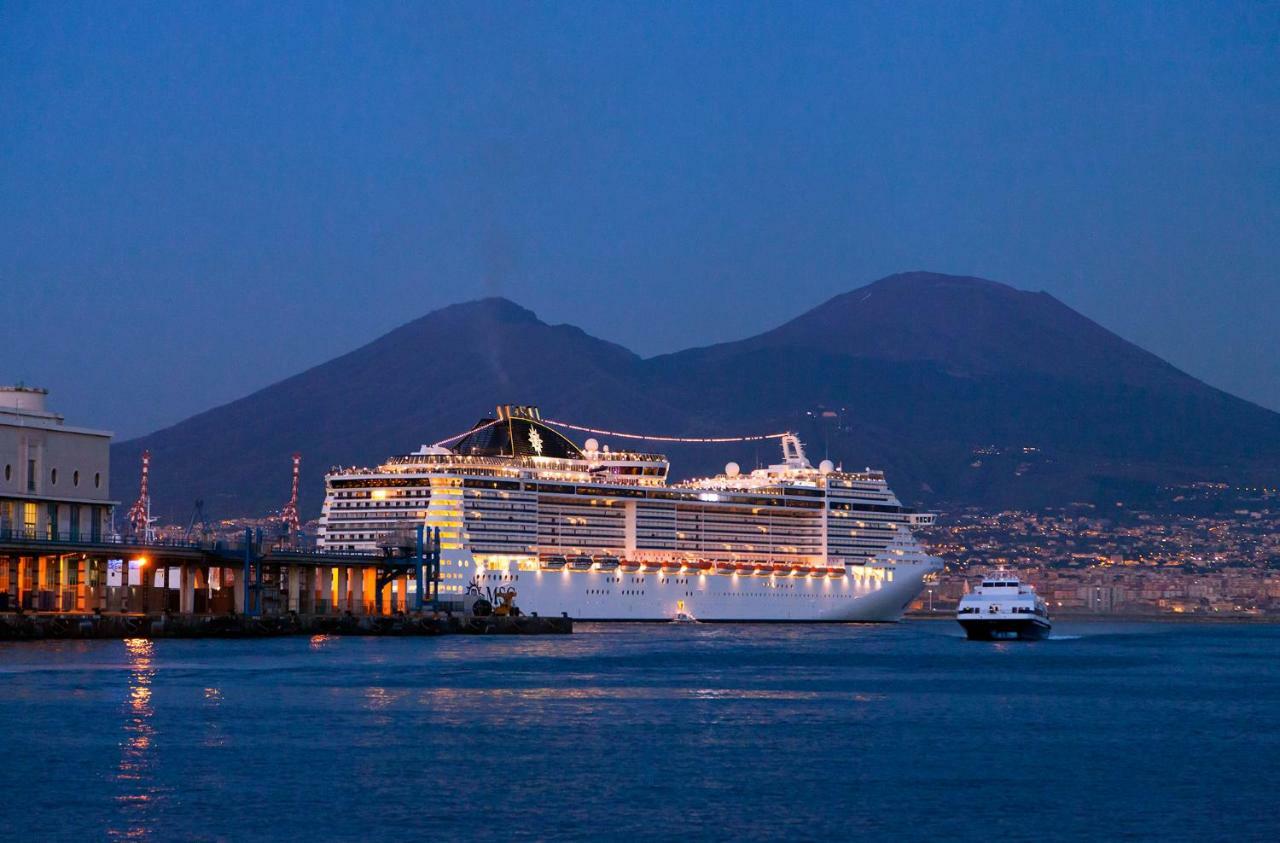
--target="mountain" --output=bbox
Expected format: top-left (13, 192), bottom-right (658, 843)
top-left (111, 272), bottom-right (1280, 520)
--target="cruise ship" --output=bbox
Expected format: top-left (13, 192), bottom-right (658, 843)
top-left (317, 405), bottom-right (942, 622)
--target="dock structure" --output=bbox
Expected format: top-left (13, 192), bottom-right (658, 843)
top-left (0, 527), bottom-right (569, 638)
top-left (1, 526), bottom-right (437, 621)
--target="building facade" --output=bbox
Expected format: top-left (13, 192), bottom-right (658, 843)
top-left (1, 387), bottom-right (116, 610)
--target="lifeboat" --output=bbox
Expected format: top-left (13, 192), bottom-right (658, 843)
top-left (752, 563), bottom-right (772, 576)
top-left (827, 567), bottom-right (846, 578)
top-left (619, 558), bottom-right (642, 573)
top-left (685, 561), bottom-right (712, 574)
top-left (734, 563), bottom-right (754, 575)
top-left (541, 555), bottom-right (568, 571)
top-left (593, 555), bottom-right (620, 572)
top-left (772, 563), bottom-right (790, 577)
top-left (569, 555), bottom-right (594, 571)
top-left (639, 560), bottom-right (662, 573)
top-left (661, 560), bottom-right (683, 573)
top-left (713, 561), bottom-right (738, 575)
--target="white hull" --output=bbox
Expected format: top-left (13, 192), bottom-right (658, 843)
top-left (470, 561), bottom-right (934, 622)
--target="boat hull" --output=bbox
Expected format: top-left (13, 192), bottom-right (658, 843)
top-left (958, 618), bottom-right (1052, 641)
top-left (469, 561), bottom-right (936, 623)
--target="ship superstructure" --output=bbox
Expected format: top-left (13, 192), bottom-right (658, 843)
top-left (318, 405), bottom-right (941, 621)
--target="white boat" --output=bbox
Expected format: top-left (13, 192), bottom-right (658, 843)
top-left (318, 404), bottom-right (943, 622)
top-left (956, 571), bottom-right (1052, 640)
top-left (671, 600), bottom-right (699, 623)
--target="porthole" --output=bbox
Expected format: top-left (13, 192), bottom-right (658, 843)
top-left (73, 470), bottom-right (80, 487)
top-left (51, 468), bottom-right (58, 485)
top-left (94, 472), bottom-right (101, 488)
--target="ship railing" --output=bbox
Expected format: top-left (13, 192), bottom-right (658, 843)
top-left (329, 451), bottom-right (670, 475)
top-left (0, 528), bottom-right (385, 559)
top-left (0, 528), bottom-right (205, 550)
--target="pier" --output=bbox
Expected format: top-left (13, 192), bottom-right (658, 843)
top-left (0, 526), bottom-right (570, 639)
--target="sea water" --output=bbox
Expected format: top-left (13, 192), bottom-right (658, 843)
top-left (1, 621), bottom-right (1276, 841)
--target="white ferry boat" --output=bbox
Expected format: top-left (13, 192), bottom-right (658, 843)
top-left (318, 405), bottom-right (942, 622)
top-left (956, 571), bottom-right (1052, 640)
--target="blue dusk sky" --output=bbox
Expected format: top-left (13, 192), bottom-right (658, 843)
top-left (1, 1), bottom-right (1277, 438)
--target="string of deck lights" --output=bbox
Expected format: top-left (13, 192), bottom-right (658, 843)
top-left (542, 419), bottom-right (790, 443)
top-left (431, 418), bottom-right (503, 447)
top-left (431, 416), bottom-right (791, 447)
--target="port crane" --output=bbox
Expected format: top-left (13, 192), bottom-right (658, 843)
top-left (279, 452), bottom-right (301, 542)
top-left (126, 450), bottom-right (158, 543)
top-left (185, 499), bottom-right (213, 544)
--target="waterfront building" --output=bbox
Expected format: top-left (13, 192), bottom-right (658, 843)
top-left (0, 386), bottom-right (115, 610)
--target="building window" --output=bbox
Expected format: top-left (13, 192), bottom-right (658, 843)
top-left (3, 464), bottom-right (9, 481)
top-left (27, 459), bottom-right (36, 492)
top-left (94, 472), bottom-right (101, 489)
top-left (51, 468), bottom-right (58, 485)
top-left (73, 471), bottom-right (80, 487)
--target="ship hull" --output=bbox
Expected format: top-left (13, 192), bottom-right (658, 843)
top-left (958, 618), bottom-right (1052, 641)
top-left (469, 562), bottom-right (935, 623)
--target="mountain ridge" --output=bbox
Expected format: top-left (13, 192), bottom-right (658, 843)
top-left (110, 272), bottom-right (1280, 520)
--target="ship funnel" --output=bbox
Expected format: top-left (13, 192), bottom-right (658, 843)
top-left (496, 404), bottom-right (541, 421)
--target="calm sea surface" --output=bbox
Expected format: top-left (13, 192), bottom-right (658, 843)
top-left (1, 620), bottom-right (1277, 842)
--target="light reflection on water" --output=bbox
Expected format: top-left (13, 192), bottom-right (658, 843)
top-left (202, 687), bottom-right (225, 749)
top-left (0, 621), bottom-right (1276, 841)
top-left (111, 638), bottom-right (158, 841)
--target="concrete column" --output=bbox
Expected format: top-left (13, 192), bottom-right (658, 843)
top-left (287, 566), bottom-right (301, 612)
top-left (58, 556), bottom-right (70, 612)
top-left (312, 567), bottom-right (327, 614)
top-left (350, 567), bottom-right (365, 615)
top-left (337, 567), bottom-right (349, 613)
top-left (94, 558), bottom-right (107, 612)
top-left (74, 557), bottom-right (85, 611)
top-left (180, 565), bottom-right (195, 614)
top-left (302, 567), bottom-right (314, 614)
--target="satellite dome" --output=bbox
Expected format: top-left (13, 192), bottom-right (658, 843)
top-left (725, 462), bottom-right (740, 477)
top-left (819, 459), bottom-right (835, 474)
top-left (585, 438), bottom-right (599, 453)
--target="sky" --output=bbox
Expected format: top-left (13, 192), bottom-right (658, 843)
top-left (1, 1), bottom-right (1278, 438)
